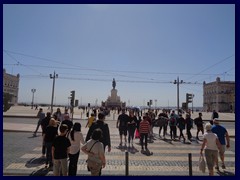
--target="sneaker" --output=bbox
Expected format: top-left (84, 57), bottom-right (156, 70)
top-left (215, 166), bottom-right (219, 170)
top-left (222, 164), bottom-right (226, 169)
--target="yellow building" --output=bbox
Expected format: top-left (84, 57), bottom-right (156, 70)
top-left (3, 69), bottom-right (20, 105)
top-left (203, 77), bottom-right (235, 112)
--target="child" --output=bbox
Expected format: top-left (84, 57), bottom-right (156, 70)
top-left (139, 116), bottom-right (151, 155)
top-left (52, 124), bottom-right (71, 176)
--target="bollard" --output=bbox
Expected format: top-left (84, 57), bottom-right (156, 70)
top-left (125, 151), bottom-right (129, 176)
top-left (188, 153), bottom-right (192, 176)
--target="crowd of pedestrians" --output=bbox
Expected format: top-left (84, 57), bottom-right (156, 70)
top-left (32, 107), bottom-right (230, 176)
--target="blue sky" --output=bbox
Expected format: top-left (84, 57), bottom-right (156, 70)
top-left (3, 4), bottom-right (235, 107)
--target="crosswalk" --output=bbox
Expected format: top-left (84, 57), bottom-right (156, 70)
top-left (4, 133), bottom-right (235, 176)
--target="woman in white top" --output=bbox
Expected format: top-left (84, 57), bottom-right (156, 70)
top-left (200, 123), bottom-right (221, 176)
top-left (68, 122), bottom-right (85, 176)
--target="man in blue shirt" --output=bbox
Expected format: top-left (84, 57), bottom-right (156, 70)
top-left (211, 118), bottom-right (230, 170)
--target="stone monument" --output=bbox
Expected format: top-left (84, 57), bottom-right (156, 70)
top-left (102, 78), bottom-right (126, 108)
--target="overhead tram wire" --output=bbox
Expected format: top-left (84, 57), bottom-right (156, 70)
top-left (20, 74), bottom-right (203, 85)
top-left (3, 49), bottom-right (129, 77)
top-left (184, 54), bottom-right (235, 81)
top-left (188, 66), bottom-right (235, 84)
top-left (4, 50), bottom-right (44, 76)
top-left (4, 49), bottom-right (231, 78)
top-left (4, 50), bottom-right (229, 85)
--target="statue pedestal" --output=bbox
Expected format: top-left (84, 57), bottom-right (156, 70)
top-left (103, 88), bottom-right (125, 108)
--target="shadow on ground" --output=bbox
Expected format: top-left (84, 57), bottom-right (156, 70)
top-left (25, 157), bottom-right (45, 168)
top-left (217, 170), bottom-right (235, 176)
top-left (30, 167), bottom-right (49, 176)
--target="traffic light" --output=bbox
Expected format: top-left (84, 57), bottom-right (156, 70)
top-left (70, 90), bottom-right (75, 107)
top-left (150, 99), bottom-right (153, 105)
top-left (186, 93), bottom-right (193, 103)
top-left (182, 102), bottom-right (187, 110)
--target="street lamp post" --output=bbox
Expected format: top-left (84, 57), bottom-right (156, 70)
top-left (50, 71), bottom-right (58, 114)
top-left (174, 77), bottom-right (183, 115)
top-left (95, 98), bottom-right (98, 107)
top-left (31, 88), bottom-right (36, 109)
top-left (192, 94), bottom-right (194, 113)
top-left (68, 96), bottom-right (71, 108)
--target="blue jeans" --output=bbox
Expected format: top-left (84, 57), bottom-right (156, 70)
top-left (34, 120), bottom-right (41, 134)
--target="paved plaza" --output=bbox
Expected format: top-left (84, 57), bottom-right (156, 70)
top-left (3, 106), bottom-right (236, 176)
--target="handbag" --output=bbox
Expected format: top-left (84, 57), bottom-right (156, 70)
top-left (86, 141), bottom-right (99, 171)
top-left (199, 154), bottom-right (206, 173)
top-left (135, 129), bottom-right (140, 139)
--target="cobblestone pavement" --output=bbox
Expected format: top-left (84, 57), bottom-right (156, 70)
top-left (3, 130), bottom-right (235, 176)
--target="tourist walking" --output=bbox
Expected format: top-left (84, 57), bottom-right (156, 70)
top-left (53, 108), bottom-right (62, 122)
top-left (127, 110), bottom-right (137, 146)
top-left (194, 112), bottom-right (204, 140)
top-left (61, 108), bottom-right (70, 122)
top-left (169, 112), bottom-right (177, 140)
top-left (185, 113), bottom-right (193, 142)
top-left (85, 113), bottom-right (96, 128)
top-left (116, 109), bottom-right (129, 146)
top-left (139, 115), bottom-right (151, 154)
top-left (33, 108), bottom-right (45, 137)
top-left (177, 114), bottom-right (186, 143)
top-left (61, 114), bottom-right (73, 136)
top-left (86, 112), bottom-right (111, 152)
top-left (68, 122), bottom-right (85, 176)
top-left (81, 129), bottom-right (106, 176)
top-left (52, 124), bottom-right (71, 176)
top-left (44, 118), bottom-right (58, 169)
top-left (210, 110), bottom-right (219, 125)
top-left (158, 110), bottom-right (168, 139)
top-left (40, 112), bottom-right (51, 157)
top-left (169, 110), bottom-right (178, 136)
top-left (211, 119), bottom-right (230, 170)
top-left (200, 123), bottom-right (221, 176)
